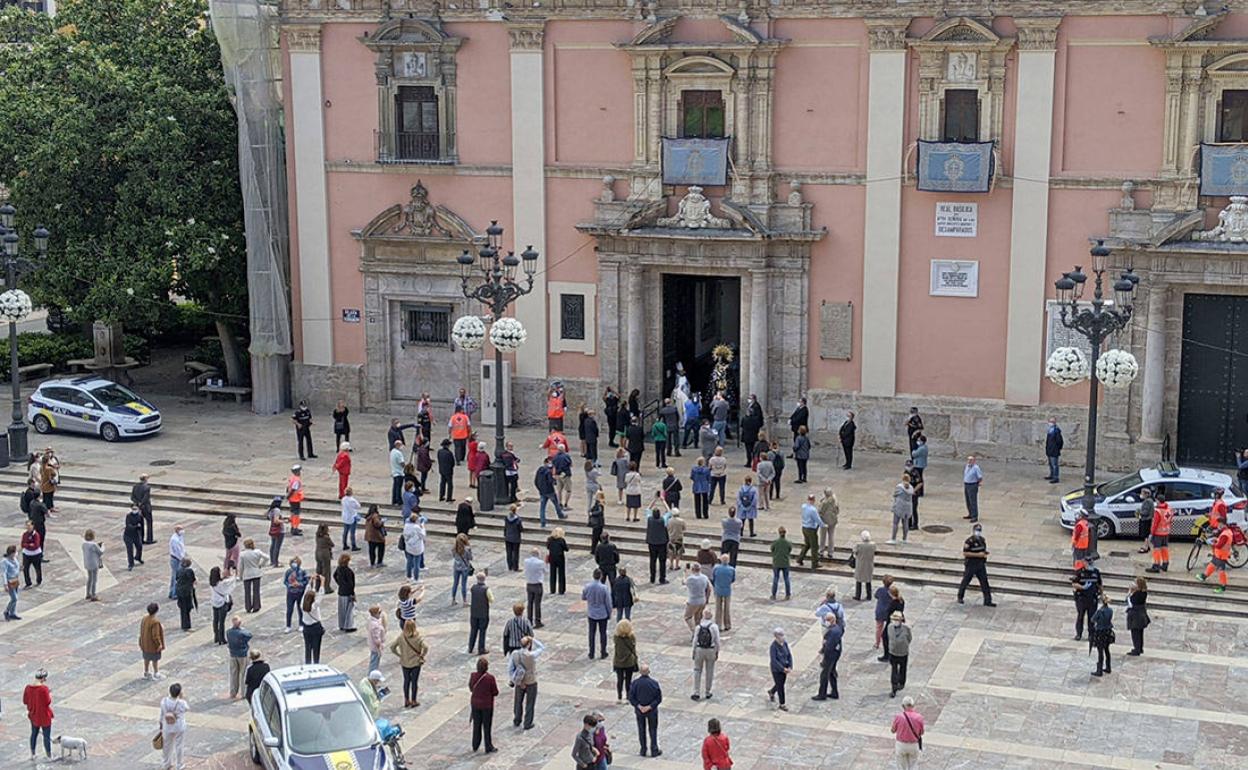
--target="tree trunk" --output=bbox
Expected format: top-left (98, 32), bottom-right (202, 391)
top-left (215, 319), bottom-right (246, 386)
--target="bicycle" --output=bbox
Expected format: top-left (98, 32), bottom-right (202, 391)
top-left (1185, 520), bottom-right (1248, 572)
top-left (375, 718), bottom-right (409, 770)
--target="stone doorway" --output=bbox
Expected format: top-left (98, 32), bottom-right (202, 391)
top-left (661, 274), bottom-right (740, 404)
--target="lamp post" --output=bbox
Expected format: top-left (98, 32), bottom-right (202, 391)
top-left (458, 221), bottom-right (538, 507)
top-left (1054, 240), bottom-right (1138, 555)
top-left (0, 194), bottom-right (49, 467)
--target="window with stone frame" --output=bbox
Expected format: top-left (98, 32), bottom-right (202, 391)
top-left (680, 90), bottom-right (726, 139)
top-left (362, 19), bottom-right (462, 165)
top-left (1218, 89), bottom-right (1248, 143)
top-left (942, 89), bottom-right (980, 142)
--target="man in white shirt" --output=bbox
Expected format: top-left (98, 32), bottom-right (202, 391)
top-left (691, 608), bottom-right (720, 701)
top-left (168, 526), bottom-right (185, 600)
top-left (524, 548), bottom-right (547, 628)
top-left (962, 455), bottom-right (983, 523)
top-left (390, 441), bottom-right (406, 506)
top-left (340, 490), bottom-right (362, 551)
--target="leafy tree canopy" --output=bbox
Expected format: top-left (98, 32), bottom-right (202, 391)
top-left (0, 0), bottom-right (246, 336)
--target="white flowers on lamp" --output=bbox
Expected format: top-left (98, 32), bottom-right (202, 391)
top-left (1045, 346), bottom-right (1090, 387)
top-left (489, 317), bottom-right (527, 352)
top-left (451, 315), bottom-right (487, 351)
top-left (1095, 348), bottom-right (1139, 389)
top-left (0, 289), bottom-right (33, 322)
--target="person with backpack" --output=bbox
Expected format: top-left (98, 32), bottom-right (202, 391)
top-left (890, 697), bottom-right (924, 770)
top-left (691, 608), bottom-right (720, 701)
top-left (735, 477), bottom-right (759, 538)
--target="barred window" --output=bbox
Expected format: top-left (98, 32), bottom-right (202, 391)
top-left (560, 294), bottom-right (585, 341)
top-left (404, 304), bottom-right (450, 346)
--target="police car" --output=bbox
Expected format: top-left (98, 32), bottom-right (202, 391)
top-left (27, 377), bottom-right (161, 442)
top-left (1058, 463), bottom-right (1246, 539)
top-left (248, 665), bottom-right (388, 770)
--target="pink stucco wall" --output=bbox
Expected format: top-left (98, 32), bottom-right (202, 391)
top-left (771, 19), bottom-right (867, 172)
top-left (446, 22), bottom-right (513, 165)
top-left (546, 21), bottom-right (634, 165)
top-left (805, 183), bottom-right (866, 393)
top-left (321, 23), bottom-right (377, 162)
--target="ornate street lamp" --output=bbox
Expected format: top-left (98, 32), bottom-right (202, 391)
top-left (457, 221), bottom-right (538, 507)
top-left (0, 189), bottom-right (49, 467)
top-left (1053, 240), bottom-right (1138, 553)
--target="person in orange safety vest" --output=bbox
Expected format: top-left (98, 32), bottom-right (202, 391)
top-left (1145, 495), bottom-right (1173, 573)
top-left (286, 465), bottom-right (305, 536)
top-left (1199, 522), bottom-right (1234, 593)
top-left (1208, 488), bottom-right (1228, 532)
top-left (449, 406), bottom-right (472, 465)
top-left (1071, 511), bottom-right (1092, 570)
top-left (547, 391), bottom-right (566, 432)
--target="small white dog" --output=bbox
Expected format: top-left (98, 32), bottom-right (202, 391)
top-left (54, 735), bottom-right (88, 761)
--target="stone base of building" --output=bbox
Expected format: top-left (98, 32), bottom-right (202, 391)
top-left (803, 390), bottom-right (1146, 473)
top-left (290, 361), bottom-right (365, 412)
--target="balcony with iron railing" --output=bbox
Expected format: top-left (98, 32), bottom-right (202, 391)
top-left (374, 129), bottom-right (452, 165)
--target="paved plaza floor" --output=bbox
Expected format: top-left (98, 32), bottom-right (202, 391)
top-left (0, 399), bottom-right (1245, 768)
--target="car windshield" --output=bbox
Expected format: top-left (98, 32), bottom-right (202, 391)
top-left (1096, 472), bottom-right (1142, 498)
top-left (89, 383), bottom-right (143, 408)
top-left (286, 700), bottom-right (374, 756)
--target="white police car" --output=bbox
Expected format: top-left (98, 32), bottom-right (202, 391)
top-left (27, 377), bottom-right (161, 442)
top-left (1058, 463), bottom-right (1246, 539)
top-left (248, 665), bottom-right (388, 770)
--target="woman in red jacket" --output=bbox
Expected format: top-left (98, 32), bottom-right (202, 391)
top-left (468, 656), bottom-right (499, 754)
top-left (701, 717), bottom-right (732, 769)
top-left (23, 668), bottom-right (54, 761)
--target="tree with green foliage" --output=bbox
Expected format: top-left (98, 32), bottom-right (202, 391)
top-left (0, 0), bottom-right (249, 384)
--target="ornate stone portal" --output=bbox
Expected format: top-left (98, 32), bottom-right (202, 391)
top-left (656, 187), bottom-right (730, 229)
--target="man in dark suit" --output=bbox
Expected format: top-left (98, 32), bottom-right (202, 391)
top-left (812, 614), bottom-right (843, 701)
top-left (1045, 418), bottom-right (1064, 484)
top-left (789, 397), bottom-right (809, 444)
top-left (839, 411), bottom-right (856, 470)
top-left (584, 409), bottom-right (600, 462)
top-left (627, 665), bottom-right (663, 758)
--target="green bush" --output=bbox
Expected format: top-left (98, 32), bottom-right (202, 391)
top-left (148, 302), bottom-right (217, 344)
top-left (0, 331), bottom-right (151, 379)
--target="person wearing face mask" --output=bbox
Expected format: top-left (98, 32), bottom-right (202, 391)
top-left (957, 523), bottom-right (996, 607)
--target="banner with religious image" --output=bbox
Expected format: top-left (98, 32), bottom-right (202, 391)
top-left (1199, 143), bottom-right (1248, 197)
top-left (916, 140), bottom-right (994, 194)
top-left (661, 137), bottom-right (731, 186)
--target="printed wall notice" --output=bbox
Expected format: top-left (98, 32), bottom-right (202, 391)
top-left (930, 260), bottom-right (979, 298)
top-left (935, 202), bottom-right (978, 237)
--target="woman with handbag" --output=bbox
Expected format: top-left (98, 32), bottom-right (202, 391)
top-left (468, 656), bottom-right (499, 753)
top-left (364, 505), bottom-right (387, 568)
top-left (334, 553), bottom-right (357, 632)
top-left (612, 619), bottom-right (638, 700)
top-left (389, 619), bottom-right (429, 708)
top-left (890, 696), bottom-right (924, 770)
top-left (158, 681), bottom-right (189, 770)
top-left (1090, 591), bottom-right (1115, 677)
top-left (208, 567), bottom-right (237, 644)
top-left (1126, 577), bottom-right (1150, 656)
top-left (301, 576), bottom-right (326, 664)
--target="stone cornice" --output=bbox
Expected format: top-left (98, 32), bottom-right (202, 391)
top-left (507, 23), bottom-right (545, 51)
top-left (280, 1), bottom-right (1196, 24)
top-left (286, 25), bottom-right (322, 53)
top-left (1015, 17), bottom-right (1062, 51)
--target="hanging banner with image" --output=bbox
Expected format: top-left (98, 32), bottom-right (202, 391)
top-left (662, 137), bottom-right (731, 186)
top-left (916, 140), bottom-right (994, 194)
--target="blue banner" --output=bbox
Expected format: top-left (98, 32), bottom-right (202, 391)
top-left (662, 137), bottom-right (730, 186)
top-left (1200, 143), bottom-right (1248, 196)
top-left (916, 140), bottom-right (994, 193)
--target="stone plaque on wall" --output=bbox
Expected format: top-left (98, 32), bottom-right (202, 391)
top-left (820, 301), bottom-right (853, 360)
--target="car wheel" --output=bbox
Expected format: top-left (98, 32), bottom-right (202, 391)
top-left (249, 728), bottom-right (263, 765)
top-left (1094, 516), bottom-right (1114, 540)
top-left (100, 422), bottom-right (119, 442)
top-left (32, 414), bottom-right (51, 434)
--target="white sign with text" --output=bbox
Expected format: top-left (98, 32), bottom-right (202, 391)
top-left (930, 260), bottom-right (979, 297)
top-left (935, 201), bottom-right (978, 238)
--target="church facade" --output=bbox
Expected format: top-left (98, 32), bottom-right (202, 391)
top-left (278, 0), bottom-right (1248, 469)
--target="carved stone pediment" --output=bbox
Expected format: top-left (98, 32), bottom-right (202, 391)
top-left (362, 17), bottom-right (457, 50)
top-left (1151, 9), bottom-right (1229, 45)
top-left (917, 17), bottom-right (1002, 46)
top-left (353, 181), bottom-right (481, 245)
top-left (621, 14), bottom-right (782, 51)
